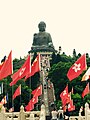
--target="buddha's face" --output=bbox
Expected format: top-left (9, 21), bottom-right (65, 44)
top-left (38, 22), bottom-right (46, 32)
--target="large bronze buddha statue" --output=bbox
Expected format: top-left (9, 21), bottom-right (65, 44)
top-left (30, 21), bottom-right (56, 52)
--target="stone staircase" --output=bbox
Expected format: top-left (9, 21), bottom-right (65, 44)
top-left (47, 83), bottom-right (55, 113)
top-left (40, 54), bottom-right (55, 117)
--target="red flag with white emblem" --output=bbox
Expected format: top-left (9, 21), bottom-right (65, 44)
top-left (68, 100), bottom-right (75, 111)
top-left (60, 85), bottom-right (68, 100)
top-left (67, 54), bottom-right (87, 81)
top-left (32, 85), bottom-right (42, 97)
top-left (25, 54), bottom-right (40, 80)
top-left (10, 55), bottom-right (31, 86)
top-left (62, 93), bottom-right (71, 106)
top-left (31, 96), bottom-right (38, 104)
top-left (82, 83), bottom-right (90, 98)
top-left (60, 85), bottom-right (71, 106)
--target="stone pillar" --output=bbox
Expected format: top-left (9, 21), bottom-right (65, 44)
top-left (40, 104), bottom-right (46, 120)
top-left (0, 106), bottom-right (5, 120)
top-left (78, 106), bottom-right (83, 120)
top-left (85, 102), bottom-right (89, 120)
top-left (79, 111), bottom-right (82, 120)
top-left (18, 105), bottom-right (25, 120)
top-left (30, 113), bottom-right (35, 120)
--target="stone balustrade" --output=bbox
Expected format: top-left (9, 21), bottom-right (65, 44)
top-left (1, 102), bottom-right (90, 120)
top-left (69, 116), bottom-right (85, 120)
top-left (51, 102), bottom-right (90, 120)
top-left (0, 104), bottom-right (46, 120)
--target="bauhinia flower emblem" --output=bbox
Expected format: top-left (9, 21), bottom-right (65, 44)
top-left (72, 63), bottom-right (81, 72)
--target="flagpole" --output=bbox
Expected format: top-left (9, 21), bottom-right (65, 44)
top-left (29, 54), bottom-right (32, 101)
top-left (12, 86), bottom-right (14, 120)
top-left (25, 54), bottom-right (32, 108)
top-left (29, 77), bottom-right (32, 101)
top-left (12, 50), bottom-right (14, 109)
top-left (20, 84), bottom-right (21, 107)
top-left (4, 78), bottom-right (8, 111)
top-left (1, 82), bottom-right (3, 94)
top-left (11, 51), bottom-right (14, 120)
top-left (2, 55), bottom-right (7, 110)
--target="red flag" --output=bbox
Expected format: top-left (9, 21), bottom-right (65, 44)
top-left (67, 54), bottom-right (87, 81)
top-left (13, 85), bottom-right (21, 100)
top-left (25, 95), bottom-right (38, 111)
top-left (68, 100), bottom-right (75, 111)
top-left (25, 54), bottom-right (40, 80)
top-left (60, 85), bottom-right (71, 106)
top-left (31, 96), bottom-right (38, 105)
top-left (32, 85), bottom-right (42, 97)
top-left (0, 51), bottom-right (12, 80)
top-left (63, 93), bottom-right (71, 106)
top-left (0, 63), bottom-right (4, 70)
top-left (10, 55), bottom-right (31, 86)
top-left (25, 100), bottom-right (34, 111)
top-left (0, 56), bottom-right (6, 70)
top-left (60, 85), bottom-right (68, 100)
top-left (82, 83), bottom-right (90, 98)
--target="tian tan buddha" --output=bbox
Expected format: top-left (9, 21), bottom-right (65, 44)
top-left (30, 21), bottom-right (56, 52)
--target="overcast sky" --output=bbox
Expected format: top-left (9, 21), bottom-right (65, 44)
top-left (0, 0), bottom-right (90, 60)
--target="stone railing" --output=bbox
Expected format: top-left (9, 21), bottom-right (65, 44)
top-left (1, 102), bottom-right (90, 120)
top-left (51, 102), bottom-right (90, 120)
top-left (85, 102), bottom-right (90, 120)
top-left (0, 104), bottom-right (46, 120)
top-left (69, 116), bottom-right (85, 120)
